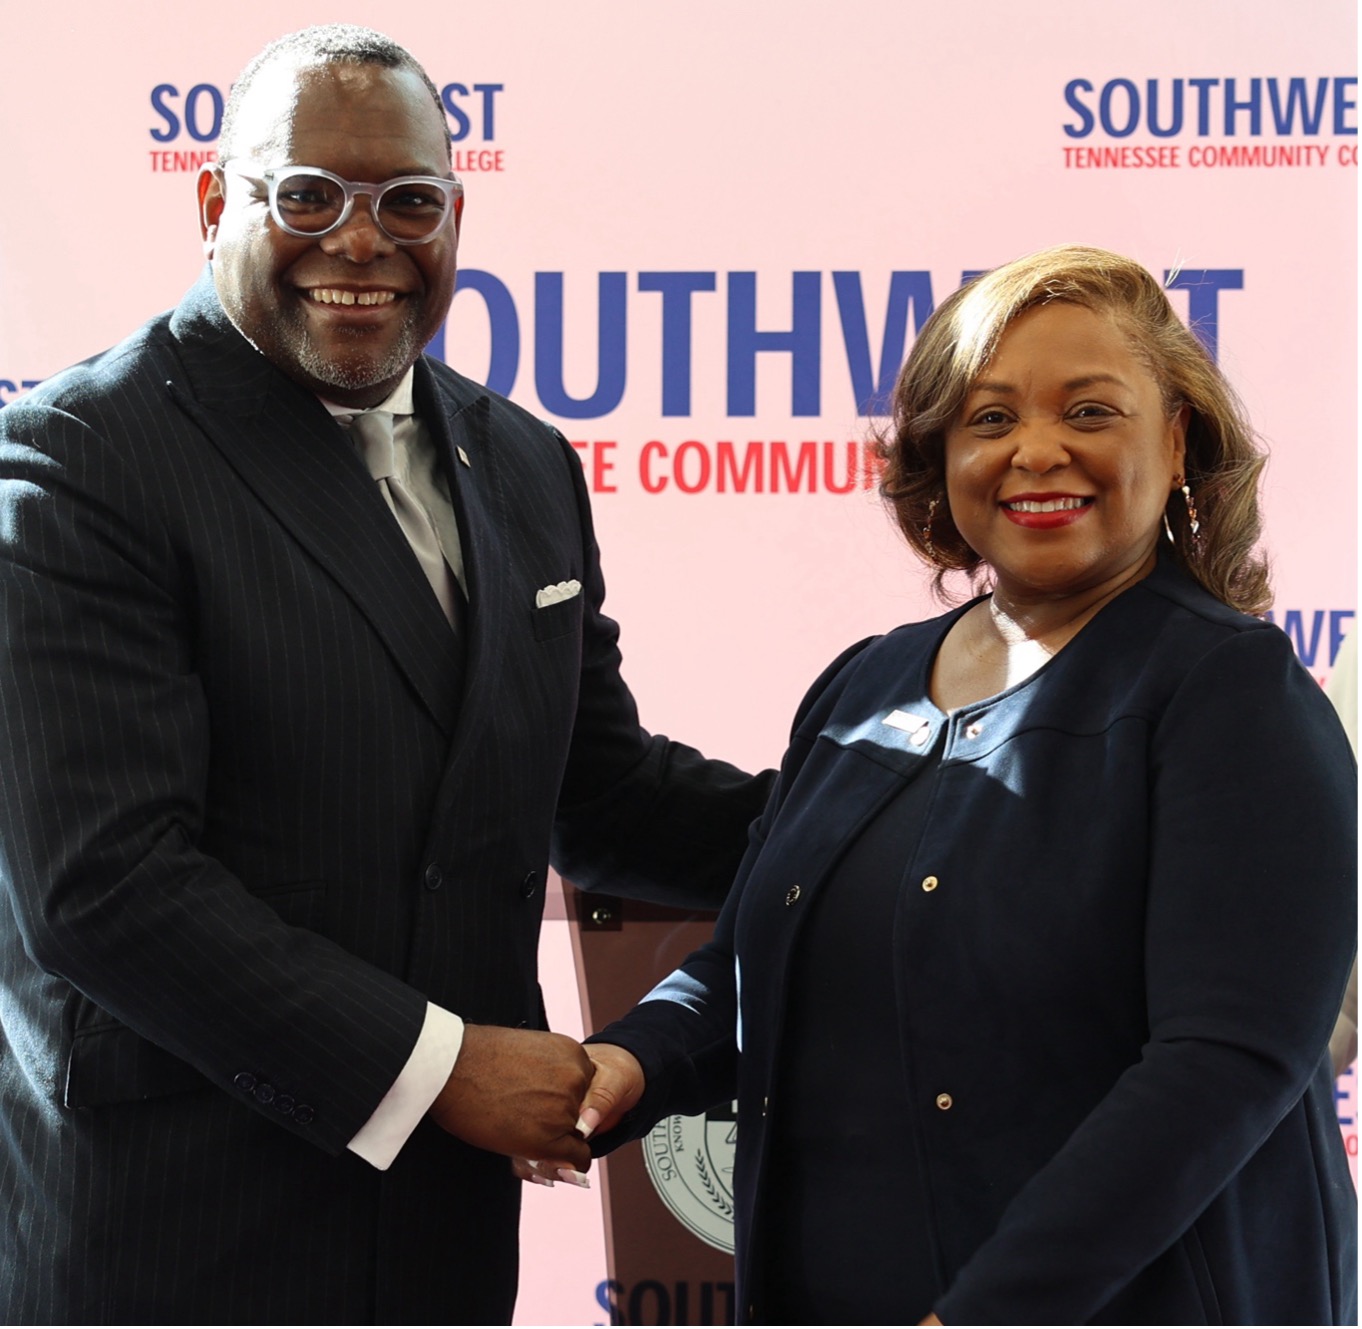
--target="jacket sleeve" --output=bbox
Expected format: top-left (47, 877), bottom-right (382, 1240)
top-left (0, 403), bottom-right (427, 1153)
top-left (937, 625), bottom-right (1358, 1325)
top-left (548, 428), bottom-right (775, 909)
top-left (586, 636), bottom-right (878, 1149)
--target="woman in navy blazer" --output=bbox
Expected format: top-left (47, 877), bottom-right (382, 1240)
top-left (575, 247), bottom-right (1356, 1325)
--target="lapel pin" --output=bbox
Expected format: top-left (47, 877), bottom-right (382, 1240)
top-left (457, 446), bottom-right (472, 468)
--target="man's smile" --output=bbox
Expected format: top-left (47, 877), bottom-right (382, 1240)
top-left (305, 286), bottom-right (399, 306)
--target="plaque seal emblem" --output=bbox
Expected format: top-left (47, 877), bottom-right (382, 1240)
top-left (641, 1101), bottom-right (737, 1253)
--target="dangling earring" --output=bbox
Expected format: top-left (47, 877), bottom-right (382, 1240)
top-left (1170, 475), bottom-right (1202, 555)
top-left (923, 496), bottom-right (939, 559)
top-left (1180, 476), bottom-right (1201, 553)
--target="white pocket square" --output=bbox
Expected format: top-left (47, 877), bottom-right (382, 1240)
top-left (535, 579), bottom-right (582, 608)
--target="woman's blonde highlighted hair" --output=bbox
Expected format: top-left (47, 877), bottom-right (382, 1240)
top-left (876, 244), bottom-right (1271, 614)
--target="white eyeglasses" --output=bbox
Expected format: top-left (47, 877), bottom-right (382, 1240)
top-left (224, 162), bottom-right (463, 245)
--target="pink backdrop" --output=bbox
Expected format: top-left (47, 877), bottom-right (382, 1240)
top-left (0, 1), bottom-right (1355, 1322)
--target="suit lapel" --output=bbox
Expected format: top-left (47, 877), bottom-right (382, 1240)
top-left (165, 272), bottom-right (462, 738)
top-left (414, 367), bottom-right (513, 779)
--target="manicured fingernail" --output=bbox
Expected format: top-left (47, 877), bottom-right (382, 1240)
top-left (528, 1173), bottom-right (555, 1188)
top-left (576, 1108), bottom-right (600, 1139)
top-left (556, 1168), bottom-right (591, 1189)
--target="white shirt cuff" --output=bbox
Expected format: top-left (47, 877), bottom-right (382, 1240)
top-left (347, 1003), bottom-right (465, 1170)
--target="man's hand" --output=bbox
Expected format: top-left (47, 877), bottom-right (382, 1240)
top-left (428, 1025), bottom-right (593, 1170)
top-left (575, 1042), bottom-right (645, 1141)
top-left (509, 1043), bottom-right (646, 1190)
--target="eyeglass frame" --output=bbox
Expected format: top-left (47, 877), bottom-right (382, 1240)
top-left (220, 161), bottom-right (464, 246)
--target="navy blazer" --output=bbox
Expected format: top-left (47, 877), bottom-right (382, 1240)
top-left (595, 560), bottom-right (1358, 1325)
top-left (0, 273), bottom-right (767, 1324)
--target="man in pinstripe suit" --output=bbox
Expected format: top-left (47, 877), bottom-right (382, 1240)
top-left (0, 26), bottom-right (766, 1324)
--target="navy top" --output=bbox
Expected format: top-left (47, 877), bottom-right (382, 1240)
top-left (763, 731), bottom-right (945, 1323)
top-left (595, 560), bottom-right (1357, 1325)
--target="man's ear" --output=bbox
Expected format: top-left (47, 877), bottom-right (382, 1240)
top-left (198, 167), bottom-right (225, 259)
top-left (451, 193), bottom-right (464, 252)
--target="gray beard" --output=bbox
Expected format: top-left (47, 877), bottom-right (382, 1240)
top-left (288, 313), bottom-right (425, 393)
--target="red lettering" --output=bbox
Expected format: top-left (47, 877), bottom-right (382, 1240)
top-left (592, 441), bottom-right (617, 493)
top-left (770, 441), bottom-right (817, 493)
top-left (716, 441), bottom-right (764, 493)
top-left (640, 441), bottom-right (668, 493)
top-left (451, 149), bottom-right (506, 172)
top-left (569, 440), bottom-right (617, 493)
top-left (673, 441), bottom-right (711, 494)
top-left (822, 441), bottom-right (858, 494)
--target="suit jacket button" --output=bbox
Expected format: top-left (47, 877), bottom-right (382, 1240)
top-left (254, 1082), bottom-right (276, 1105)
top-left (520, 871), bottom-right (540, 899)
top-left (936, 1092), bottom-right (953, 1111)
top-left (293, 1104), bottom-right (315, 1125)
top-left (233, 1071), bottom-right (257, 1094)
top-left (424, 863), bottom-right (444, 891)
top-left (275, 1094), bottom-right (296, 1114)
top-left (922, 875), bottom-right (939, 892)
top-left (785, 885), bottom-right (801, 906)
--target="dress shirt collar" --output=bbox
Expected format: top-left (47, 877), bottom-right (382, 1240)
top-left (317, 366), bottom-right (417, 419)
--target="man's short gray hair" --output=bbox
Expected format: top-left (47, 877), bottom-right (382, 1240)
top-left (218, 24), bottom-right (448, 162)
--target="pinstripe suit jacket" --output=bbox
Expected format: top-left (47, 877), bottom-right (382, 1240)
top-left (0, 272), bottom-right (764, 1324)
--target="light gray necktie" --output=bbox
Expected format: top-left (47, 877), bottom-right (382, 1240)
top-left (346, 410), bottom-right (459, 627)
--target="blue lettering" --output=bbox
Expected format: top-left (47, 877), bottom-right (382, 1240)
top-left (1336, 77), bottom-right (1358, 135)
top-left (638, 272), bottom-right (716, 416)
top-left (1164, 269), bottom-right (1243, 363)
top-left (594, 1279), bottom-right (625, 1325)
top-left (0, 380), bottom-right (42, 404)
top-left (1189, 78), bottom-right (1220, 135)
top-left (833, 271), bottom-right (934, 416)
top-left (1099, 78), bottom-right (1141, 138)
top-left (534, 272), bottom-right (627, 418)
top-left (1147, 78), bottom-right (1185, 138)
top-left (184, 83), bottom-right (223, 143)
top-left (150, 83), bottom-right (180, 143)
top-left (474, 83), bottom-right (503, 139)
top-left (629, 1280), bottom-right (669, 1325)
top-left (1330, 610), bottom-right (1355, 665)
top-left (1268, 78), bottom-right (1330, 135)
top-left (445, 269), bottom-right (521, 395)
top-left (727, 272), bottom-right (821, 416)
top-left (426, 265), bottom-right (1247, 415)
top-left (1283, 609), bottom-right (1326, 667)
top-left (441, 83), bottom-right (472, 142)
top-left (1223, 77), bottom-right (1263, 136)
top-left (1063, 79), bottom-right (1095, 138)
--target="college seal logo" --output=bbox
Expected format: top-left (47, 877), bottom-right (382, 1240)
top-left (642, 1101), bottom-right (737, 1253)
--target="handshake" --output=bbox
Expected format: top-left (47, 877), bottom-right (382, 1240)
top-left (427, 1025), bottom-right (644, 1181)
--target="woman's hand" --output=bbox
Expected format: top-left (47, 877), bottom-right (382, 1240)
top-left (576, 1043), bottom-right (646, 1140)
top-left (510, 1044), bottom-right (645, 1190)
top-left (511, 1156), bottom-right (591, 1189)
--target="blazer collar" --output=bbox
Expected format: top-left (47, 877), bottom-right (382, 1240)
top-left (410, 364), bottom-right (514, 780)
top-left (165, 270), bottom-right (465, 738)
